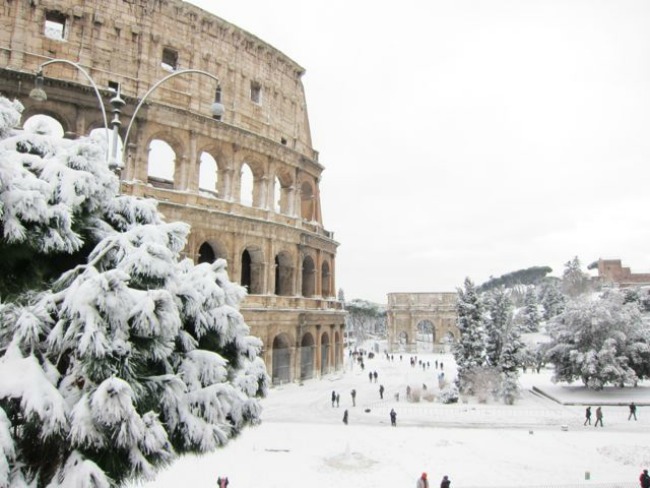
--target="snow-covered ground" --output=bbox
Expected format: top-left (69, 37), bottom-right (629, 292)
top-left (129, 347), bottom-right (650, 488)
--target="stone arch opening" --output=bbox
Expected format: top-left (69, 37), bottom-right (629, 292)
top-left (417, 319), bottom-right (435, 353)
top-left (199, 151), bottom-right (218, 196)
top-left (321, 260), bottom-right (332, 297)
top-left (22, 113), bottom-right (64, 138)
top-left (148, 139), bottom-right (176, 188)
top-left (274, 251), bottom-right (294, 296)
top-left (275, 168), bottom-right (294, 215)
top-left (301, 255), bottom-right (316, 297)
top-left (272, 333), bottom-right (292, 385)
top-left (241, 246), bottom-right (264, 294)
top-left (198, 242), bottom-right (215, 263)
top-left (300, 332), bottom-right (315, 381)
top-left (320, 331), bottom-right (330, 375)
top-left (240, 163), bottom-right (254, 206)
top-left (300, 181), bottom-right (314, 221)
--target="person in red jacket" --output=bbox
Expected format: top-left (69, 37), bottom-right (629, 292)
top-left (640, 469), bottom-right (650, 488)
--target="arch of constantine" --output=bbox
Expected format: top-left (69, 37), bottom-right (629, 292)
top-left (386, 293), bottom-right (459, 353)
top-left (0, 0), bottom-right (345, 384)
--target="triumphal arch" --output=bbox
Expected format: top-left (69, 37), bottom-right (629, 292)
top-left (0, 0), bottom-right (345, 384)
top-left (386, 293), bottom-right (459, 353)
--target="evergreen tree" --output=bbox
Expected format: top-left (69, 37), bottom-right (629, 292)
top-left (0, 96), bottom-right (268, 486)
top-left (545, 290), bottom-right (649, 389)
top-left (522, 287), bottom-right (542, 332)
top-left (453, 278), bottom-right (486, 393)
top-left (561, 256), bottom-right (592, 298)
top-left (483, 288), bottom-right (512, 367)
top-left (539, 280), bottom-right (566, 320)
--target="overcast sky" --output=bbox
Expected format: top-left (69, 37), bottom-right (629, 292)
top-left (188, 0), bottom-right (650, 303)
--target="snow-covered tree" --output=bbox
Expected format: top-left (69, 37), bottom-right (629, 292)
top-left (561, 256), bottom-right (592, 298)
top-left (345, 299), bottom-right (386, 343)
top-left (545, 289), bottom-right (650, 389)
top-left (539, 280), bottom-right (565, 320)
top-left (522, 287), bottom-right (542, 332)
top-left (453, 278), bottom-right (486, 393)
top-left (483, 288), bottom-right (512, 367)
top-left (0, 96), bottom-right (269, 487)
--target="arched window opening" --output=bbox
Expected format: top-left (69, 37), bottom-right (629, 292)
top-left (273, 176), bottom-right (282, 213)
top-left (198, 242), bottom-right (216, 264)
top-left (417, 319), bottom-right (435, 353)
top-left (23, 114), bottom-right (64, 138)
top-left (241, 249), bottom-right (252, 291)
top-left (199, 152), bottom-right (218, 196)
top-left (300, 181), bottom-right (314, 221)
top-left (274, 252), bottom-right (293, 296)
top-left (321, 261), bottom-right (331, 297)
top-left (240, 163), bottom-right (254, 206)
top-left (272, 334), bottom-right (291, 385)
top-left (148, 139), bottom-right (175, 189)
top-left (320, 332), bottom-right (330, 375)
top-left (300, 333), bottom-right (315, 381)
top-left (302, 256), bottom-right (316, 297)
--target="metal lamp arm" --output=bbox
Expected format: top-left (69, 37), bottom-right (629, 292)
top-left (122, 69), bottom-right (220, 162)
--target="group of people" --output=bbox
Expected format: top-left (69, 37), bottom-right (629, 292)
top-left (417, 472), bottom-right (450, 488)
top-left (584, 402), bottom-right (639, 427)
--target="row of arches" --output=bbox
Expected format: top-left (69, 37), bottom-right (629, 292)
top-left (143, 134), bottom-right (320, 222)
top-left (270, 329), bottom-right (343, 384)
top-left (198, 241), bottom-right (333, 297)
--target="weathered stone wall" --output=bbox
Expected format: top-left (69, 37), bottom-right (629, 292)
top-left (0, 0), bottom-right (345, 383)
top-left (596, 259), bottom-right (650, 287)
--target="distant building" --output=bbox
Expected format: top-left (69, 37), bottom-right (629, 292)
top-left (386, 293), bottom-right (459, 353)
top-left (590, 259), bottom-right (650, 287)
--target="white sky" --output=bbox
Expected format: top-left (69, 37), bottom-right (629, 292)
top-left (188, 0), bottom-right (650, 303)
top-left (130, 344), bottom-right (650, 487)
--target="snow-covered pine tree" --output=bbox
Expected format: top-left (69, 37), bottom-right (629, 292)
top-left (539, 280), bottom-right (565, 320)
top-left (0, 96), bottom-right (269, 487)
top-left (453, 278), bottom-right (486, 393)
top-left (522, 287), bottom-right (542, 332)
top-left (483, 287), bottom-right (512, 367)
top-left (545, 289), bottom-right (648, 389)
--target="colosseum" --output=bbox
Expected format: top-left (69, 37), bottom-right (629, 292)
top-left (0, 0), bottom-right (346, 384)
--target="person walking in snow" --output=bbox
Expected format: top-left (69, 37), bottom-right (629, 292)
top-left (639, 468), bottom-right (650, 488)
top-left (373, 371), bottom-right (378, 383)
top-left (595, 406), bottom-right (604, 427)
top-left (369, 371), bottom-right (373, 383)
top-left (584, 406), bottom-right (592, 425)
top-left (379, 384), bottom-right (385, 399)
top-left (629, 402), bottom-right (638, 421)
top-left (217, 476), bottom-right (229, 488)
top-left (331, 390), bottom-right (336, 407)
top-left (440, 475), bottom-right (451, 488)
top-left (390, 408), bottom-right (397, 427)
top-left (351, 389), bottom-right (357, 407)
top-left (342, 409), bottom-right (349, 425)
top-left (416, 472), bottom-right (429, 488)
top-left (336, 393), bottom-right (340, 407)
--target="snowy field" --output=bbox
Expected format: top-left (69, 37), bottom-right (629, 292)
top-left (129, 348), bottom-right (650, 488)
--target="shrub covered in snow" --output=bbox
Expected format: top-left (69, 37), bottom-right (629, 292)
top-left (439, 383), bottom-right (459, 404)
top-left (0, 96), bottom-right (269, 487)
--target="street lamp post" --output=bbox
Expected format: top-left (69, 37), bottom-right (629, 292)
top-left (30, 63), bottom-right (224, 173)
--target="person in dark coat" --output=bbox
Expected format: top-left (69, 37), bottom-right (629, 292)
top-left (595, 406), bottom-right (604, 427)
top-left (379, 384), bottom-right (385, 399)
top-left (331, 390), bottom-right (336, 407)
top-left (440, 475), bottom-right (451, 488)
top-left (583, 406), bottom-right (591, 425)
top-left (342, 409), bottom-right (349, 425)
top-left (629, 402), bottom-right (638, 421)
top-left (351, 389), bottom-right (357, 407)
top-left (390, 408), bottom-right (397, 426)
top-left (336, 393), bottom-right (340, 407)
